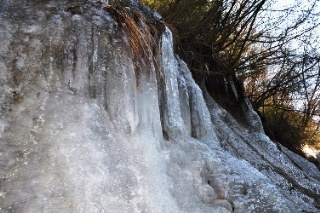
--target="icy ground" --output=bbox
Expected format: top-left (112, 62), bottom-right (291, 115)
top-left (0, 0), bottom-right (319, 212)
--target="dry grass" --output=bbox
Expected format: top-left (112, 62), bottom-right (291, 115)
top-left (216, 195), bottom-right (225, 200)
top-left (104, 5), bottom-right (158, 87)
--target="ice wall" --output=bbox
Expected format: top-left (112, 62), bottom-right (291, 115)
top-left (0, 1), bottom-right (319, 212)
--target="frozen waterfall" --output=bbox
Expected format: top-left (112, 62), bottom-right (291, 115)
top-left (0, 1), bottom-right (319, 212)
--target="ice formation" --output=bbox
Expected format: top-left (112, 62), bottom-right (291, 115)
top-left (0, 0), bottom-right (319, 212)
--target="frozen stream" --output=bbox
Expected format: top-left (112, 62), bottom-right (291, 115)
top-left (0, 0), bottom-right (319, 212)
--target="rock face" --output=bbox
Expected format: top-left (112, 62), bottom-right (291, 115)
top-left (0, 0), bottom-right (319, 212)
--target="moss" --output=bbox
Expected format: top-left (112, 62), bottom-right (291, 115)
top-left (46, 7), bottom-right (59, 14)
top-left (66, 6), bottom-right (83, 14)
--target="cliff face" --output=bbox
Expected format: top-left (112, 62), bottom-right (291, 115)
top-left (0, 1), bottom-right (319, 212)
